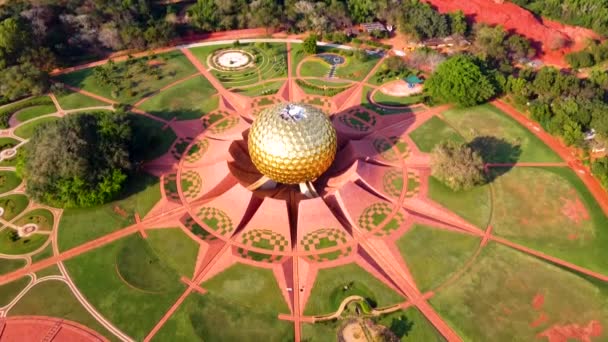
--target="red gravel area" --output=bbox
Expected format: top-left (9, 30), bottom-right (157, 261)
top-left (423, 0), bottom-right (600, 67)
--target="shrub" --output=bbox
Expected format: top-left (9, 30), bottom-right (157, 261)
top-left (0, 96), bottom-right (55, 129)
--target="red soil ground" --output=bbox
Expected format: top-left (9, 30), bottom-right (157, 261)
top-left (532, 293), bottom-right (545, 310)
top-left (538, 320), bottom-right (603, 342)
top-left (423, 0), bottom-right (600, 67)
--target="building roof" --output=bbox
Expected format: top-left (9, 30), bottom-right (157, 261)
top-left (405, 75), bottom-right (423, 84)
top-left (362, 22), bottom-right (386, 32)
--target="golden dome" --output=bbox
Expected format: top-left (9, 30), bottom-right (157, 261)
top-left (248, 103), bottom-right (337, 184)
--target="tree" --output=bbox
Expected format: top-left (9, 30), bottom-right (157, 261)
top-left (449, 10), bottom-right (467, 35)
top-left (0, 63), bottom-right (48, 101)
top-left (425, 55), bottom-right (496, 107)
top-left (565, 51), bottom-right (595, 69)
top-left (431, 141), bottom-right (486, 191)
top-left (303, 34), bottom-right (318, 54)
top-left (506, 34), bottom-right (535, 60)
top-left (0, 18), bottom-right (29, 65)
top-left (592, 157), bottom-right (608, 189)
top-left (22, 112), bottom-right (132, 207)
top-left (346, 0), bottom-right (377, 23)
top-left (188, 0), bottom-right (218, 32)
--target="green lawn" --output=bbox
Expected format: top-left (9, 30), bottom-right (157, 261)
top-left (8, 279), bottom-right (116, 341)
top-left (188, 44), bottom-right (231, 68)
top-left (0, 227), bottom-right (48, 255)
top-left (376, 307), bottom-right (446, 341)
top-left (361, 86), bottom-right (420, 116)
top-left (146, 228), bottom-right (199, 278)
top-left (290, 43), bottom-right (306, 77)
top-left (14, 104), bottom-right (57, 122)
top-left (300, 59), bottom-right (331, 77)
top-left (56, 51), bottom-right (198, 104)
top-left (232, 81), bottom-right (284, 97)
top-left (153, 291), bottom-right (294, 342)
top-left (64, 234), bottom-right (186, 340)
top-left (55, 90), bottom-right (108, 110)
top-left (409, 116), bottom-right (465, 153)
top-left (430, 243), bottom-right (608, 341)
top-left (140, 76), bottom-right (219, 121)
top-left (0, 137), bottom-right (20, 167)
top-left (428, 176), bottom-right (492, 229)
top-left (441, 104), bottom-right (562, 163)
top-left (0, 171), bottom-right (22, 195)
top-left (13, 116), bottom-right (59, 139)
top-left (129, 114), bottom-right (177, 161)
top-left (0, 257), bottom-right (25, 275)
top-left (304, 263), bottom-right (405, 315)
top-left (491, 166), bottom-right (608, 274)
top-left (31, 243), bottom-right (53, 263)
top-left (302, 78), bottom-right (352, 87)
top-left (335, 54), bottom-right (381, 81)
top-left (396, 225), bottom-right (480, 292)
top-left (154, 263), bottom-right (293, 342)
top-left (14, 208), bottom-right (54, 231)
top-left (58, 174), bottom-right (160, 251)
top-left (373, 91), bottom-right (424, 107)
top-left (0, 194), bottom-right (29, 221)
top-left (0, 276), bottom-right (29, 306)
top-left (36, 264), bottom-right (62, 278)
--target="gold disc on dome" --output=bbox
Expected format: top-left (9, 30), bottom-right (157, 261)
top-left (248, 103), bottom-right (337, 184)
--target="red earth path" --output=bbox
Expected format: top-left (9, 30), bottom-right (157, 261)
top-left (423, 0), bottom-right (600, 67)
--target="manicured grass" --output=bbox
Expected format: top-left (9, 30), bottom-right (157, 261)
top-left (36, 264), bottom-right (62, 278)
top-left (0, 171), bottom-right (21, 194)
top-left (188, 44), bottom-right (231, 67)
top-left (56, 51), bottom-right (198, 104)
top-left (361, 86), bottom-right (420, 116)
top-left (290, 43), bottom-right (306, 77)
top-left (0, 257), bottom-right (26, 275)
top-left (14, 104), bottom-right (56, 122)
top-left (8, 279), bottom-right (116, 340)
top-left (0, 194), bottom-right (29, 221)
top-left (31, 243), bottom-right (53, 263)
top-left (441, 104), bottom-right (562, 163)
top-left (301, 320), bottom-right (341, 341)
top-left (303, 78), bottom-right (352, 87)
top-left (409, 116), bottom-right (465, 153)
top-left (0, 227), bottom-right (48, 255)
top-left (491, 166), bottom-right (608, 274)
top-left (129, 114), bottom-right (177, 161)
top-left (373, 91), bottom-right (423, 107)
top-left (430, 243), bottom-right (608, 341)
top-left (428, 176), bottom-right (492, 229)
top-left (146, 228), bottom-right (199, 278)
top-left (396, 225), bottom-right (480, 292)
top-left (14, 209), bottom-right (54, 231)
top-left (58, 174), bottom-right (160, 251)
top-left (0, 276), bottom-right (29, 306)
top-left (376, 307), bottom-right (446, 341)
top-left (64, 235), bottom-right (186, 340)
top-left (116, 233), bottom-right (181, 292)
top-left (153, 290), bottom-right (295, 342)
top-left (154, 263), bottom-right (293, 342)
top-left (304, 263), bottom-right (405, 315)
top-left (0, 137), bottom-right (21, 167)
top-left (335, 54), bottom-right (381, 81)
top-left (300, 59), bottom-right (331, 77)
top-left (13, 116), bottom-right (59, 139)
top-left (233, 81), bottom-right (284, 97)
top-left (202, 263), bottom-right (290, 313)
top-left (140, 76), bottom-right (219, 121)
top-left (55, 90), bottom-right (108, 110)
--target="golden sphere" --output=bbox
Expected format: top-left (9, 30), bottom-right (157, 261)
top-left (248, 103), bottom-right (337, 184)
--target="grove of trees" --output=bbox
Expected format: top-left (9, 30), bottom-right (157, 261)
top-left (21, 111), bottom-right (132, 208)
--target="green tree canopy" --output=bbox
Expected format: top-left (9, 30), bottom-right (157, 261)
top-left (22, 112), bottom-right (133, 207)
top-left (431, 141), bottom-right (486, 191)
top-left (303, 34), bottom-right (318, 54)
top-left (425, 54), bottom-right (496, 107)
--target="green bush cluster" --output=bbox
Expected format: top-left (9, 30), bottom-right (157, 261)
top-left (565, 41), bottom-right (608, 69)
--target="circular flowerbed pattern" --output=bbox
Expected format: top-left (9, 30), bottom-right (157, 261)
top-left (210, 49), bottom-right (255, 71)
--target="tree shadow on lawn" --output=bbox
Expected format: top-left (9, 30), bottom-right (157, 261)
top-left (467, 136), bottom-right (522, 182)
top-left (389, 315), bottom-right (414, 339)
